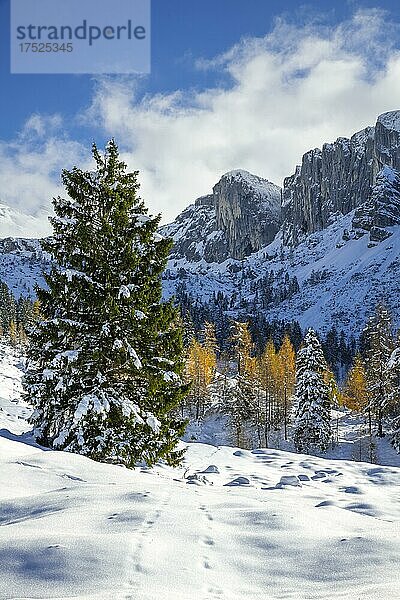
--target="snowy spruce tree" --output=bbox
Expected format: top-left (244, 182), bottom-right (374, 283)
top-left (388, 345), bottom-right (400, 452)
top-left (363, 303), bottom-right (394, 437)
top-left (293, 329), bottom-right (331, 454)
top-left (24, 141), bottom-right (188, 467)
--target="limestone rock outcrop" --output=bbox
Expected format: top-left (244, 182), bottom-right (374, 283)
top-left (160, 170), bottom-right (281, 263)
top-left (282, 111), bottom-right (400, 245)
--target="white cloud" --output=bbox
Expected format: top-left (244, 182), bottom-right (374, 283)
top-left (0, 115), bottom-right (87, 236)
top-left (85, 8), bottom-right (400, 223)
top-left (2, 8), bottom-right (400, 235)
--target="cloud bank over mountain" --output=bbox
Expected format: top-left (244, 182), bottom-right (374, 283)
top-left (2, 9), bottom-right (400, 234)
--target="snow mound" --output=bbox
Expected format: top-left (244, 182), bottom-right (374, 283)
top-left (224, 476), bottom-right (250, 486)
top-left (199, 464), bottom-right (220, 474)
top-left (276, 474), bottom-right (302, 488)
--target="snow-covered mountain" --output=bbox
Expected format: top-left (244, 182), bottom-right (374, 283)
top-left (163, 210), bottom-right (400, 333)
top-left (0, 203), bottom-right (49, 298)
top-left (160, 169), bottom-right (281, 263)
top-left (1, 111), bottom-right (400, 335)
top-left (0, 346), bottom-right (399, 599)
top-left (161, 111), bottom-right (400, 334)
top-left (0, 237), bottom-right (46, 298)
top-left (0, 201), bottom-right (49, 239)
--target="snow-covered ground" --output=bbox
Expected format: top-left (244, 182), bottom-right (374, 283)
top-left (1, 347), bottom-right (399, 599)
top-left (184, 407), bottom-right (400, 468)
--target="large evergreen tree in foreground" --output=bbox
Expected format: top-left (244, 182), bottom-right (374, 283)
top-left (24, 141), bottom-right (188, 467)
top-left (293, 329), bottom-right (331, 454)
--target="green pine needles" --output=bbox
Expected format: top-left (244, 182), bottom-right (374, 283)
top-left (293, 329), bottom-right (331, 454)
top-left (24, 140), bottom-right (188, 467)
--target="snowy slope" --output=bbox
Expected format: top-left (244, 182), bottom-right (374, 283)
top-left (1, 211), bottom-right (400, 333)
top-left (0, 237), bottom-right (47, 298)
top-left (162, 212), bottom-right (400, 334)
top-left (1, 347), bottom-right (400, 599)
top-left (0, 202), bottom-right (49, 239)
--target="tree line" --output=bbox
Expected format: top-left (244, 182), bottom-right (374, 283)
top-left (184, 304), bottom-right (400, 457)
top-left (0, 281), bottom-right (39, 347)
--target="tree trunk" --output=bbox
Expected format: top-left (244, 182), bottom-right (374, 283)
top-left (284, 387), bottom-right (288, 441)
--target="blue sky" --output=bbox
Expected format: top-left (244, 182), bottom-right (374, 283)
top-left (0, 0), bottom-right (345, 140)
top-left (1, 0), bottom-right (400, 234)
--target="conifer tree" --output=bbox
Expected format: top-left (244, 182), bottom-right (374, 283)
top-left (277, 335), bottom-right (296, 441)
top-left (207, 352), bottom-right (232, 416)
top-left (229, 321), bottom-right (258, 446)
top-left (293, 329), bottom-right (331, 454)
top-left (0, 281), bottom-right (17, 335)
top-left (391, 416), bottom-right (400, 453)
top-left (388, 345), bottom-right (400, 452)
top-left (24, 141), bottom-right (188, 467)
top-left (231, 321), bottom-right (254, 377)
top-left (343, 354), bottom-right (370, 413)
top-left (363, 304), bottom-right (394, 437)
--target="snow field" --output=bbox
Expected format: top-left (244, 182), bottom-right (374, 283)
top-left (0, 349), bottom-right (399, 599)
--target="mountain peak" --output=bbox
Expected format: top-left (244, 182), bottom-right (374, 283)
top-left (217, 169), bottom-right (280, 202)
top-left (160, 169), bottom-right (281, 263)
top-left (377, 110), bottom-right (400, 132)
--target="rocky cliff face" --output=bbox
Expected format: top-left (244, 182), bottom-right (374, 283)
top-left (158, 110), bottom-right (400, 334)
top-left (158, 194), bottom-right (227, 264)
top-left (163, 110), bottom-right (400, 259)
top-left (213, 170), bottom-right (281, 260)
top-left (352, 166), bottom-right (400, 242)
top-left (282, 111), bottom-right (400, 245)
top-left (160, 170), bottom-right (281, 263)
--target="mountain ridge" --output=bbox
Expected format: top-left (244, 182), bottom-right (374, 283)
top-left (1, 110), bottom-right (400, 335)
top-left (159, 110), bottom-right (400, 334)
top-left (160, 169), bottom-right (281, 262)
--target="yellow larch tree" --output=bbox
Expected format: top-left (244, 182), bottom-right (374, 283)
top-left (186, 323), bottom-right (218, 420)
top-left (343, 353), bottom-right (374, 460)
top-left (343, 354), bottom-right (370, 413)
top-left (9, 320), bottom-right (18, 347)
top-left (18, 323), bottom-right (28, 347)
top-left (259, 338), bottom-right (279, 446)
top-left (277, 335), bottom-right (296, 440)
top-left (32, 299), bottom-right (41, 322)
